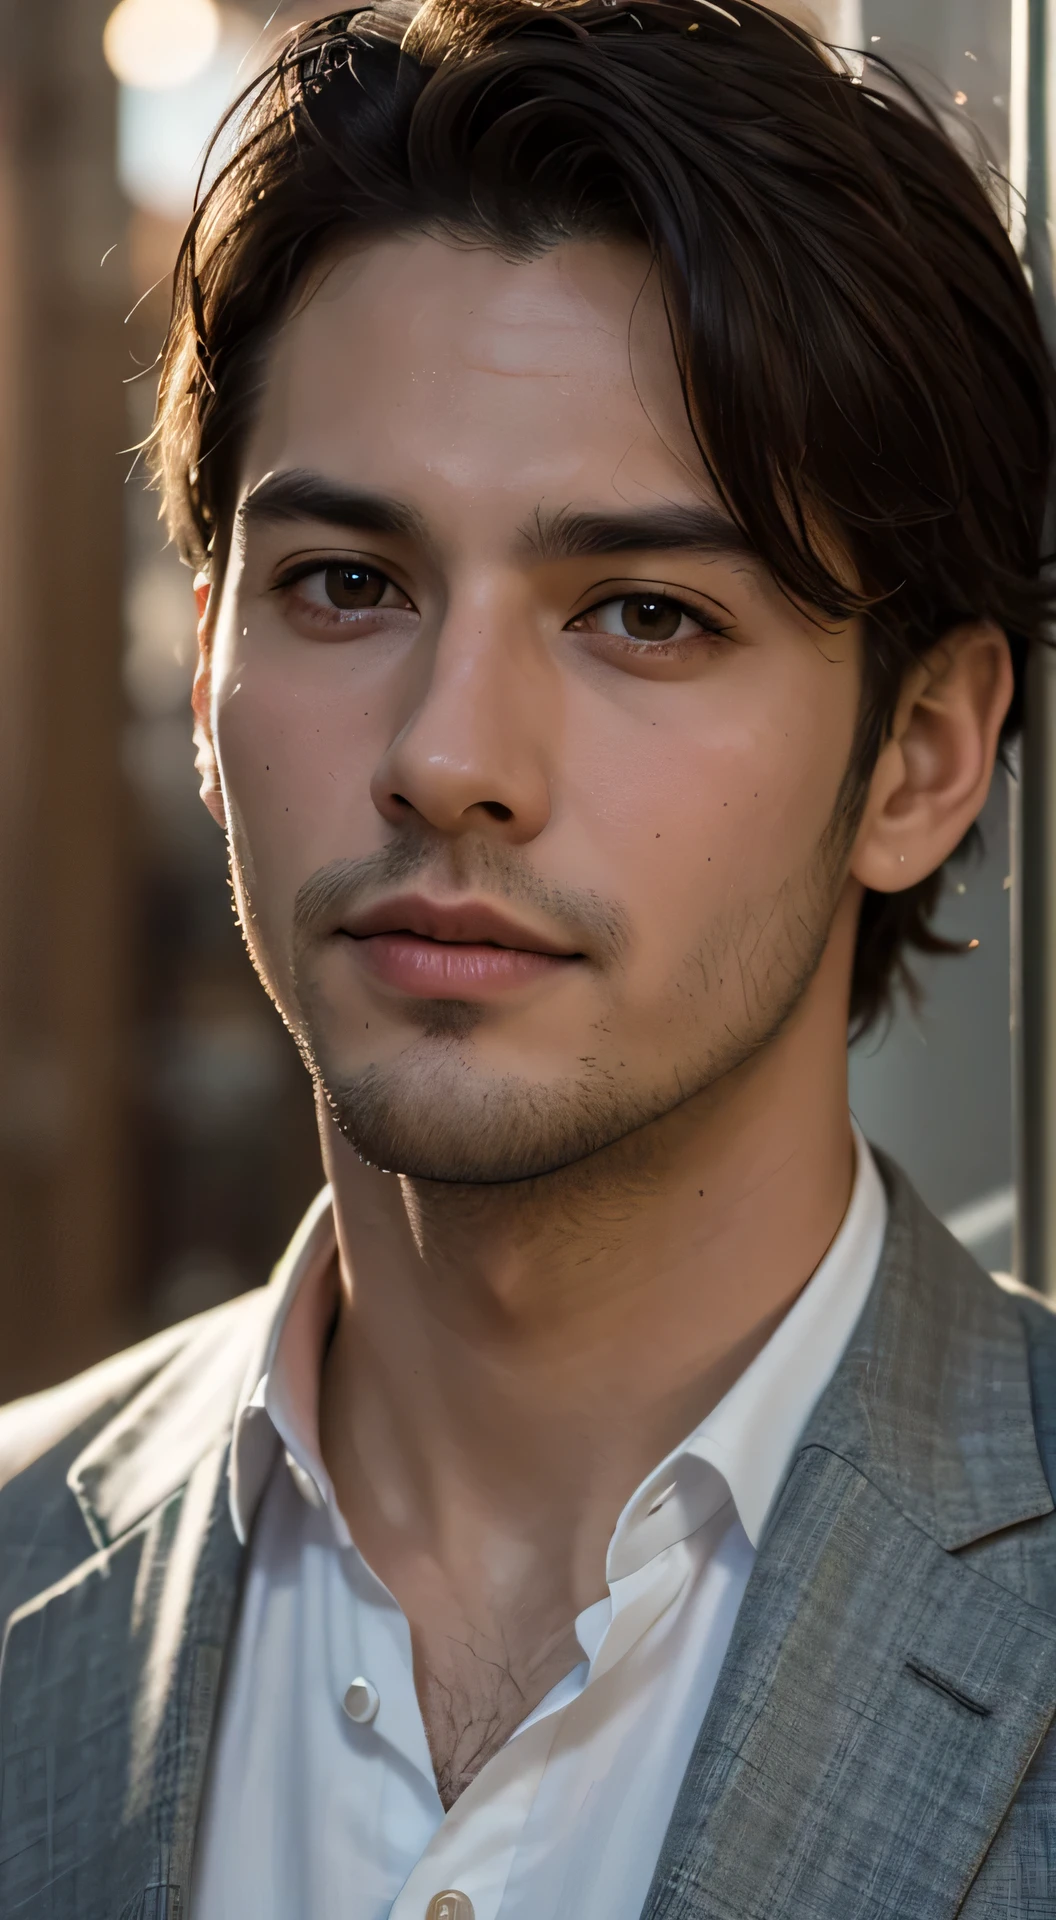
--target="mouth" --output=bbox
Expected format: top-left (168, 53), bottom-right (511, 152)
top-left (335, 893), bottom-right (583, 999)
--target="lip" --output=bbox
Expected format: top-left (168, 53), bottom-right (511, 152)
top-left (340, 893), bottom-right (578, 956)
top-left (336, 893), bottom-right (581, 999)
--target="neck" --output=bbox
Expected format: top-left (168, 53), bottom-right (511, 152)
top-left (318, 922), bottom-right (857, 1616)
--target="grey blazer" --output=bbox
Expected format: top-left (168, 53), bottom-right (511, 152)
top-left (2, 1154), bottom-right (1056, 1919)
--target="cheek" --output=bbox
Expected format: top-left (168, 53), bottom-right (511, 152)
top-left (560, 672), bottom-right (856, 963)
top-left (212, 651), bottom-right (381, 910)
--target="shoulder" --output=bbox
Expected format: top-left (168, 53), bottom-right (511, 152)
top-left (993, 1272), bottom-right (1056, 1489)
top-left (0, 1293), bottom-right (262, 1622)
top-left (0, 1296), bottom-right (255, 1495)
top-left (996, 1269), bottom-right (1056, 1347)
top-left (0, 1320), bottom-right (193, 1494)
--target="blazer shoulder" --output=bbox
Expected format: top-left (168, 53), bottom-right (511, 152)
top-left (0, 1293), bottom-right (259, 1496)
top-left (0, 1293), bottom-right (263, 1625)
top-left (993, 1268), bottom-right (1056, 1353)
top-left (992, 1271), bottom-right (1056, 1496)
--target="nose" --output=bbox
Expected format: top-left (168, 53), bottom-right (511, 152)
top-left (370, 599), bottom-right (554, 845)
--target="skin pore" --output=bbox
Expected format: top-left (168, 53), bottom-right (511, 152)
top-left (195, 233), bottom-right (1011, 1808)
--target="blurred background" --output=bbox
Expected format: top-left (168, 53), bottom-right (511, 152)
top-left (0, 0), bottom-right (1021, 1399)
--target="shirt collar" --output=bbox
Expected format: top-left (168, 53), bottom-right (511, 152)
top-left (229, 1185), bottom-right (342, 1545)
top-left (606, 1123), bottom-right (887, 1578)
top-left (229, 1124), bottom-right (887, 1570)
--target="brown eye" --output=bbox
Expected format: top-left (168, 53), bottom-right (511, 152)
top-left (580, 593), bottom-right (705, 644)
top-left (323, 563), bottom-right (387, 609)
top-left (570, 590), bottom-right (723, 652)
top-left (618, 595), bottom-right (682, 641)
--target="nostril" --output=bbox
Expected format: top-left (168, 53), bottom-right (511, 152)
top-left (391, 793), bottom-right (413, 809)
top-left (481, 800), bottom-right (513, 823)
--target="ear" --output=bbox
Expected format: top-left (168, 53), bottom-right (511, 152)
top-left (849, 621), bottom-right (1013, 895)
top-left (192, 572), bottom-right (226, 828)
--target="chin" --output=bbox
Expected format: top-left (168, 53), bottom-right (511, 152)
top-left (312, 1042), bottom-right (676, 1186)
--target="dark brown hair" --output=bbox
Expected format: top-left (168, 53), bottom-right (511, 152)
top-left (151, 0), bottom-right (1055, 1032)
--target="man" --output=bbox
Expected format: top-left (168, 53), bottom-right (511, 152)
top-left (2, 1), bottom-right (1055, 1914)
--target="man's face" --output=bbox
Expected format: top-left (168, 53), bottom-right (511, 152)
top-left (206, 233), bottom-right (862, 1183)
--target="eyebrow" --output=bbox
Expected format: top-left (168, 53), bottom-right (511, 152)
top-left (238, 471), bottom-right (430, 545)
top-left (521, 502), bottom-right (755, 564)
top-left (237, 468), bottom-right (755, 566)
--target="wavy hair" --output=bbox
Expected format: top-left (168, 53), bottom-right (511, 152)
top-left (150, 0), bottom-right (1055, 1032)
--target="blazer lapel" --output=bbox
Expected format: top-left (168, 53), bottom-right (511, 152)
top-left (0, 1292), bottom-right (268, 1919)
top-left (642, 1157), bottom-right (1056, 1920)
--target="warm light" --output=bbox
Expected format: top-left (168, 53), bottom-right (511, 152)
top-left (103, 0), bottom-right (221, 90)
top-left (117, 5), bottom-right (257, 217)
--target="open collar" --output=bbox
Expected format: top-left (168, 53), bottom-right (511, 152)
top-left (65, 1148), bottom-right (1052, 1566)
top-left (31, 1150), bottom-right (1056, 1920)
top-left (225, 1128), bottom-right (889, 1580)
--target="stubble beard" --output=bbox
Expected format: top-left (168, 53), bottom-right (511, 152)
top-left (234, 784), bottom-right (858, 1189)
top-left (293, 871), bottom-right (843, 1188)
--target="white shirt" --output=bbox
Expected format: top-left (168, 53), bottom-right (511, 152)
top-left (193, 1130), bottom-right (887, 1920)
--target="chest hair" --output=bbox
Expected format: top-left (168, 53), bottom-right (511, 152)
top-left (414, 1615), bottom-right (585, 1809)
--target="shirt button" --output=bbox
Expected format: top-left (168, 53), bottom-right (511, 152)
top-left (342, 1677), bottom-right (380, 1724)
top-left (426, 1895), bottom-right (474, 1920)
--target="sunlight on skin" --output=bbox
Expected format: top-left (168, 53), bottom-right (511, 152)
top-left (192, 233), bottom-right (1011, 1794)
top-left (205, 237), bottom-right (868, 1180)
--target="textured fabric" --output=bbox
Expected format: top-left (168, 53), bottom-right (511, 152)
top-left (638, 1192), bottom-right (1056, 1920)
top-left (191, 1134), bottom-right (885, 1920)
top-left (1, 1154), bottom-right (1055, 1919)
top-left (0, 1299), bottom-right (262, 1920)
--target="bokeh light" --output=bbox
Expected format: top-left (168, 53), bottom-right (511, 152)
top-left (103, 0), bottom-right (221, 91)
top-left (117, 6), bottom-right (257, 217)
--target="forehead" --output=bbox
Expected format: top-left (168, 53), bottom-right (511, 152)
top-left (243, 233), bottom-right (708, 518)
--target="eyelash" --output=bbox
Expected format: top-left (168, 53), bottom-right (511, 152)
top-left (272, 558), bottom-right (411, 608)
top-left (569, 594), bottom-right (731, 655)
top-left (271, 558), bottom-right (732, 652)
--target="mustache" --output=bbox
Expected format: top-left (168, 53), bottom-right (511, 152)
top-left (290, 837), bottom-right (630, 966)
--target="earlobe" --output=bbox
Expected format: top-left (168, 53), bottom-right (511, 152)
top-left (192, 573), bottom-right (226, 829)
top-left (849, 621), bottom-right (1012, 896)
